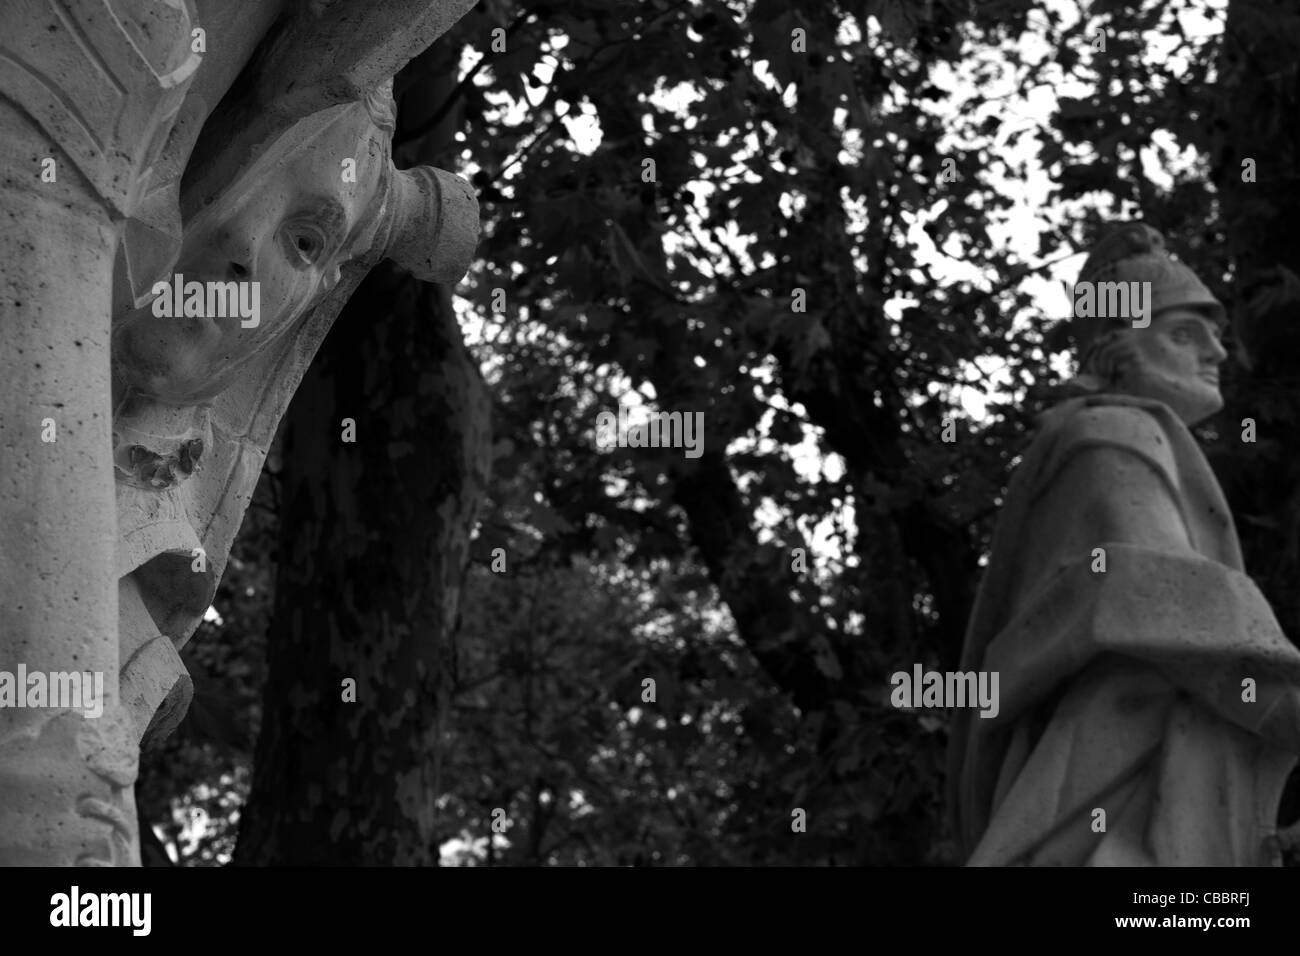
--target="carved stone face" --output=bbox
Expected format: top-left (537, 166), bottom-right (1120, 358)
top-left (113, 103), bottom-right (388, 405)
top-left (1118, 308), bottom-right (1228, 425)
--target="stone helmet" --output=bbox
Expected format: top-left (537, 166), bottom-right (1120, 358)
top-left (1073, 222), bottom-right (1226, 357)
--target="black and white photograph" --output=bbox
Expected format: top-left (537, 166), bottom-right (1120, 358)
top-left (0, 0), bottom-right (1294, 938)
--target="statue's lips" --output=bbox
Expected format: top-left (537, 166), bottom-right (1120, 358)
top-left (116, 302), bottom-right (229, 402)
top-left (126, 307), bottom-right (226, 347)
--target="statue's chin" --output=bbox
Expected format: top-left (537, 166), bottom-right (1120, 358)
top-left (117, 348), bottom-right (210, 405)
top-left (1180, 399), bottom-right (1223, 427)
top-left (1123, 373), bottom-right (1223, 426)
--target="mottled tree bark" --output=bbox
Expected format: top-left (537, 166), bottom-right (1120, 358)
top-left (234, 261), bottom-right (489, 865)
top-left (235, 48), bottom-right (489, 863)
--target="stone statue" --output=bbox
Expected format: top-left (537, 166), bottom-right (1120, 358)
top-left (0, 0), bottom-right (202, 869)
top-left (948, 222), bottom-right (1300, 865)
top-left (111, 79), bottom-right (477, 751)
top-left (0, 0), bottom-right (478, 866)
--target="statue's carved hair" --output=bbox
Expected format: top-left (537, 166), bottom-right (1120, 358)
top-left (362, 79), bottom-right (397, 136)
top-left (344, 80), bottom-right (479, 285)
top-left (336, 80), bottom-right (398, 258)
top-left (1075, 327), bottom-right (1139, 393)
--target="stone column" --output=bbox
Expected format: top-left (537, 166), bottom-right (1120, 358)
top-left (0, 0), bottom-right (198, 866)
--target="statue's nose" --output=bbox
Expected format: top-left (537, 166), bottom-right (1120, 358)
top-left (210, 225), bottom-right (258, 282)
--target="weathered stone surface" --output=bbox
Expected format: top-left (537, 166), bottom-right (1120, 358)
top-left (0, 0), bottom-right (201, 867)
top-left (180, 0), bottom-right (478, 216)
top-left (112, 77), bottom-right (480, 753)
top-left (1, 0), bottom-right (480, 865)
top-left (949, 223), bottom-right (1300, 865)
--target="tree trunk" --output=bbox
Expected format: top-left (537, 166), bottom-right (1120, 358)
top-left (234, 261), bottom-right (489, 864)
top-left (235, 46), bottom-right (489, 863)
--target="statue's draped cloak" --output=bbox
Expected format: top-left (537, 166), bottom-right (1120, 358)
top-left (949, 394), bottom-right (1300, 865)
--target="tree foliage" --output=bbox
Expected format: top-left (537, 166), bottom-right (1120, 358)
top-left (138, 0), bottom-right (1300, 865)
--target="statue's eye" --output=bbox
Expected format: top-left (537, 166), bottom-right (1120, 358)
top-left (1170, 327), bottom-right (1193, 345)
top-left (282, 222), bottom-right (327, 267)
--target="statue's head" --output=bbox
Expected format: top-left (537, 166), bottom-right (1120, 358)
top-left (1071, 222), bottom-right (1228, 425)
top-left (108, 79), bottom-right (477, 494)
top-left (107, 74), bottom-right (480, 745)
top-left (112, 83), bottom-right (397, 405)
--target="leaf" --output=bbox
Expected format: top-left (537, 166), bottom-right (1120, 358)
top-left (811, 635), bottom-right (843, 680)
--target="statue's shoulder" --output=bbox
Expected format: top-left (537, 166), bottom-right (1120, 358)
top-left (1035, 395), bottom-right (1182, 486)
top-left (1050, 397), bottom-right (1172, 446)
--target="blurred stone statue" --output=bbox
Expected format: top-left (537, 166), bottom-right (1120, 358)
top-left (949, 222), bottom-right (1300, 865)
